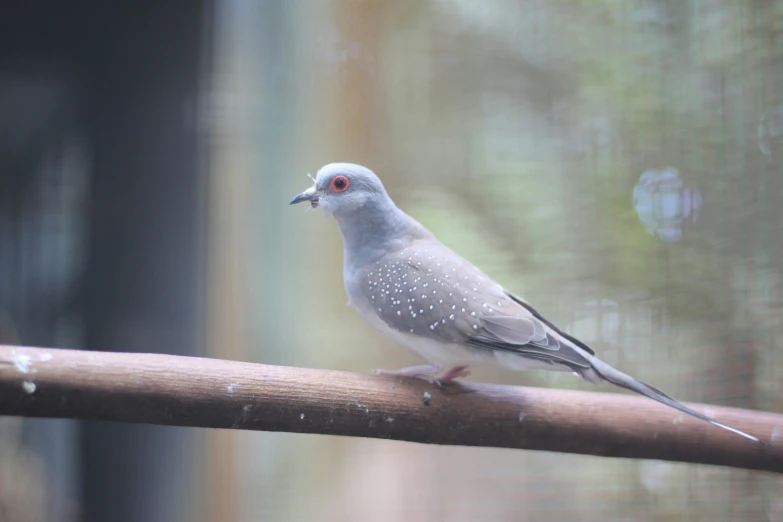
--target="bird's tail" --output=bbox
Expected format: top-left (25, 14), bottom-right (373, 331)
top-left (587, 356), bottom-right (758, 442)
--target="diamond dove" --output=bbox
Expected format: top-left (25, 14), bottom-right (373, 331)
top-left (290, 162), bottom-right (757, 441)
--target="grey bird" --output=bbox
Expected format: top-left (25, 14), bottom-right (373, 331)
top-left (290, 162), bottom-right (757, 441)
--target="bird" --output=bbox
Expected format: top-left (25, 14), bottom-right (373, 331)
top-left (289, 162), bottom-right (758, 441)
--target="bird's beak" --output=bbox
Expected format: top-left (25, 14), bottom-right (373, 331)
top-left (289, 185), bottom-right (319, 208)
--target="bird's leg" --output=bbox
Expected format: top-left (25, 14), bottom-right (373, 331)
top-left (371, 365), bottom-right (470, 387)
top-left (371, 364), bottom-right (442, 382)
top-left (435, 366), bottom-right (471, 382)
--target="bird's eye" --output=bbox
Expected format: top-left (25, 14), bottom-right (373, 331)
top-left (329, 175), bottom-right (350, 193)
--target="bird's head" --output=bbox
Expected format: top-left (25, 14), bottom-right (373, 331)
top-left (289, 163), bottom-right (389, 217)
top-left (290, 162), bottom-right (422, 259)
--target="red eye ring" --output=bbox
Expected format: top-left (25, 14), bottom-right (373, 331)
top-left (329, 175), bottom-right (350, 193)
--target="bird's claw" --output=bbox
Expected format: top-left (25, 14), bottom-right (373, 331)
top-left (370, 365), bottom-right (470, 387)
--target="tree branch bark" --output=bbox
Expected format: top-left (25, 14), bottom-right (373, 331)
top-left (1, 345), bottom-right (781, 474)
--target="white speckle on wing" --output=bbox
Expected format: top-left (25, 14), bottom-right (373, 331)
top-left (227, 382), bottom-right (240, 393)
top-left (364, 247), bottom-right (516, 344)
top-left (300, 413), bottom-right (305, 420)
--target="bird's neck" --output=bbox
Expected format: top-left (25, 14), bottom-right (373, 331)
top-left (334, 197), bottom-right (425, 267)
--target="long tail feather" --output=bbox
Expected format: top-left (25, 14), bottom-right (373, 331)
top-left (589, 357), bottom-right (758, 442)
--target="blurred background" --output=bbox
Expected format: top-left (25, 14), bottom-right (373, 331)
top-left (1, 0), bottom-right (782, 520)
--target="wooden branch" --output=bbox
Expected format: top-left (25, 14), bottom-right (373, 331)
top-left (1, 345), bottom-right (782, 474)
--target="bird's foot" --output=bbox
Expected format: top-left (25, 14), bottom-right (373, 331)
top-left (371, 364), bottom-right (442, 383)
top-left (435, 366), bottom-right (471, 382)
top-left (371, 365), bottom-right (470, 387)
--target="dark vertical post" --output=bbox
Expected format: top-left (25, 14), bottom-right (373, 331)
top-left (82, 2), bottom-right (211, 521)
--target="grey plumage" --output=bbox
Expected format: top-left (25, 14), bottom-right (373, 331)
top-left (290, 162), bottom-right (758, 441)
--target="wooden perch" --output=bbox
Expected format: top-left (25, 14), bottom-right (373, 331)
top-left (1, 344), bottom-right (782, 474)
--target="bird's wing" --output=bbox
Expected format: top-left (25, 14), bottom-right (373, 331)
top-left (360, 241), bottom-right (593, 370)
top-left (468, 304), bottom-right (594, 370)
top-left (501, 289), bottom-right (596, 356)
